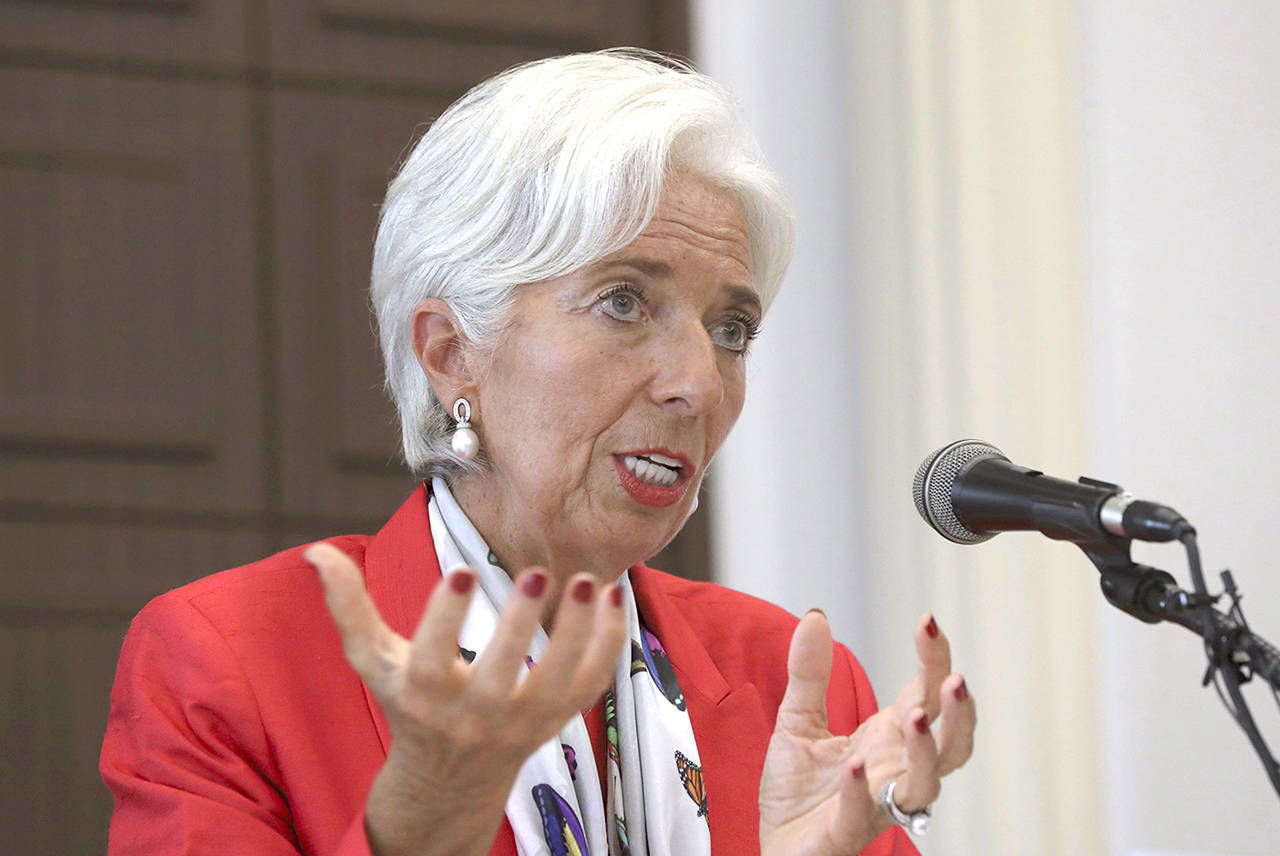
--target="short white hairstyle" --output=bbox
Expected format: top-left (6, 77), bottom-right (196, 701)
top-left (371, 48), bottom-right (795, 476)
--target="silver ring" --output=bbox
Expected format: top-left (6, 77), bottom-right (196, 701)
top-left (876, 778), bottom-right (931, 836)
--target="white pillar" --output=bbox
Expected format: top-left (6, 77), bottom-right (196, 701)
top-left (843, 3), bottom-right (1102, 853)
top-left (694, 0), bottom-right (871, 658)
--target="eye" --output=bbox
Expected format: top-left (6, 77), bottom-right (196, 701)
top-left (710, 313), bottom-right (761, 353)
top-left (598, 283), bottom-right (649, 323)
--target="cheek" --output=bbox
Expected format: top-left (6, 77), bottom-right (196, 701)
top-left (707, 368), bottom-right (746, 452)
top-left (484, 340), bottom-right (628, 465)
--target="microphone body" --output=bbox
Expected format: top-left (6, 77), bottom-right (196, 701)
top-left (914, 440), bottom-right (1193, 546)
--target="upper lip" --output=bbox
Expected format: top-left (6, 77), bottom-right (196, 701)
top-left (619, 447), bottom-right (695, 474)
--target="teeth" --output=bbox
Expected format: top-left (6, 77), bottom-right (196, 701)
top-left (622, 454), bottom-right (680, 488)
top-left (645, 452), bottom-right (684, 469)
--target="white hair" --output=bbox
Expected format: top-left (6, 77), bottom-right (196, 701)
top-left (370, 48), bottom-right (795, 476)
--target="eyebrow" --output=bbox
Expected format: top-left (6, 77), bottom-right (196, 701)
top-left (597, 256), bottom-right (763, 315)
top-left (598, 256), bottom-right (675, 278)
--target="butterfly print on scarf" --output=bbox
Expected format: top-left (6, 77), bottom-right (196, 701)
top-left (674, 750), bottom-right (708, 818)
top-left (629, 626), bottom-right (686, 710)
top-left (532, 783), bottom-right (590, 856)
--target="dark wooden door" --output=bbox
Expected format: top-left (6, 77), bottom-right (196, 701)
top-left (0, 2), bottom-right (696, 851)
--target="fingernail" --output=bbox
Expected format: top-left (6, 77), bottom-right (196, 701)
top-left (954, 678), bottom-right (969, 702)
top-left (926, 616), bottom-right (940, 639)
top-left (609, 585), bottom-right (623, 608)
top-left (850, 760), bottom-right (866, 779)
top-left (571, 578), bottom-right (595, 603)
top-left (914, 712), bottom-right (931, 735)
top-left (521, 571), bottom-right (547, 598)
top-left (806, 607), bottom-right (826, 618)
top-left (449, 571), bottom-right (474, 595)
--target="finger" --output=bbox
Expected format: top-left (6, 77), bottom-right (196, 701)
top-left (468, 568), bottom-right (549, 698)
top-left (828, 755), bottom-right (886, 852)
top-left (892, 613), bottom-right (952, 721)
top-left (934, 674), bottom-right (976, 775)
top-left (775, 610), bottom-right (834, 738)
top-left (892, 707), bottom-right (941, 813)
top-left (561, 582), bottom-right (628, 706)
top-left (304, 542), bottom-right (408, 691)
top-left (404, 565), bottom-right (480, 688)
top-left (531, 575), bottom-right (602, 701)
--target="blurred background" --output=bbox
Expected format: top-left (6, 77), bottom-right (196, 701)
top-left (1, 1), bottom-right (1276, 853)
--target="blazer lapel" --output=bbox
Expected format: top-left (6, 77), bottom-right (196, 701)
top-left (358, 483), bottom-right (442, 755)
top-left (629, 565), bottom-right (773, 852)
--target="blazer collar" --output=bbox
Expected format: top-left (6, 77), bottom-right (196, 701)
top-left (356, 484), bottom-right (736, 748)
top-left (628, 563), bottom-right (732, 706)
top-left (360, 483), bottom-right (439, 753)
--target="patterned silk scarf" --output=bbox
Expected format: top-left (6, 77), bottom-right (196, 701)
top-left (428, 478), bottom-right (712, 856)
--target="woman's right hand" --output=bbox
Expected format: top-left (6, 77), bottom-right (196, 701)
top-left (303, 543), bottom-right (628, 856)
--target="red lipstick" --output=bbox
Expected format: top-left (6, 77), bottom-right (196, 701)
top-left (612, 450), bottom-right (693, 508)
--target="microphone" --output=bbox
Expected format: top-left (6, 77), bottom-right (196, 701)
top-left (913, 439), bottom-right (1193, 546)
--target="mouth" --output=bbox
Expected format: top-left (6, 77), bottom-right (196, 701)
top-left (620, 450), bottom-right (687, 486)
top-left (612, 449), bottom-right (694, 508)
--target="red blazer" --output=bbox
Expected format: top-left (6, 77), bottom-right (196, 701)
top-left (101, 486), bottom-right (917, 856)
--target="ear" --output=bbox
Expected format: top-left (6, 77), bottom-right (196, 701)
top-left (411, 298), bottom-right (477, 410)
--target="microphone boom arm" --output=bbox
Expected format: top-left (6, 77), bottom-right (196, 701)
top-left (1078, 536), bottom-right (1280, 797)
top-left (912, 439), bottom-right (1280, 798)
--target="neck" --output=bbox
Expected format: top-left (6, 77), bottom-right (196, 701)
top-left (447, 474), bottom-right (632, 627)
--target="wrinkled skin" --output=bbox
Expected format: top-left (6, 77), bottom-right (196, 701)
top-left (759, 612), bottom-right (975, 854)
top-left (307, 174), bottom-right (976, 855)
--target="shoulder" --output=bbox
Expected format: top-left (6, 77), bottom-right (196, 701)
top-left (103, 535), bottom-right (380, 853)
top-left (107, 534), bottom-right (377, 761)
top-left (118, 534), bottom-right (373, 719)
top-left (133, 535), bottom-right (368, 636)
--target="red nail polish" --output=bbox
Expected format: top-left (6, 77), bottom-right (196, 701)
top-left (850, 760), bottom-right (866, 779)
top-left (914, 713), bottom-right (931, 735)
top-left (571, 578), bottom-right (594, 604)
top-left (609, 585), bottom-right (623, 608)
top-left (954, 678), bottom-right (969, 702)
top-left (926, 616), bottom-right (940, 639)
top-left (521, 572), bottom-right (547, 598)
top-left (806, 607), bottom-right (826, 618)
top-left (449, 572), bottom-right (474, 594)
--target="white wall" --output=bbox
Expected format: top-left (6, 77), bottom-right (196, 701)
top-left (696, 0), bottom-right (1280, 853)
top-left (697, 2), bottom-right (1101, 854)
top-left (1079, 1), bottom-right (1280, 852)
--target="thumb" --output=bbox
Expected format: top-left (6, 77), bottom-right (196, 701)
top-left (775, 610), bottom-right (834, 738)
top-left (304, 541), bottom-right (407, 690)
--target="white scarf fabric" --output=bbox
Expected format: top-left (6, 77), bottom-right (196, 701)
top-left (428, 478), bottom-right (711, 856)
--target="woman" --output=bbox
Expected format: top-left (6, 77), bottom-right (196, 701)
top-left (101, 50), bottom-right (974, 855)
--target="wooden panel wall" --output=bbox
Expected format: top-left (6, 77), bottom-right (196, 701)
top-left (0, 1), bottom-right (694, 850)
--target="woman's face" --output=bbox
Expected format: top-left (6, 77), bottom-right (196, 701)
top-left (456, 172), bottom-right (760, 580)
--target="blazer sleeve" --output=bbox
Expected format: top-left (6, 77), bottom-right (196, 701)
top-left (830, 643), bottom-right (922, 856)
top-left (99, 593), bottom-right (374, 856)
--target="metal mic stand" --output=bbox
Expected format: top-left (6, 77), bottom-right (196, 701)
top-left (1078, 535), bottom-right (1280, 798)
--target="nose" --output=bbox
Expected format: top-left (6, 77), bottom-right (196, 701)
top-left (650, 324), bottom-right (724, 415)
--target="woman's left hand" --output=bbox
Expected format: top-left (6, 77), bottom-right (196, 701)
top-left (758, 612), bottom-right (976, 855)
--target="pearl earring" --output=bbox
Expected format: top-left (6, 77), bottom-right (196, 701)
top-left (451, 397), bottom-right (479, 461)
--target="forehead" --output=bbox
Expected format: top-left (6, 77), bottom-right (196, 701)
top-left (597, 172), bottom-right (756, 295)
top-left (517, 172), bottom-right (761, 319)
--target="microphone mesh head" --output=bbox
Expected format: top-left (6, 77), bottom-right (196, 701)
top-left (912, 440), bottom-right (1006, 544)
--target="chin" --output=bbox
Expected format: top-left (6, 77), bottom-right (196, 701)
top-left (588, 509), bottom-right (684, 571)
top-left (639, 510), bottom-right (695, 565)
